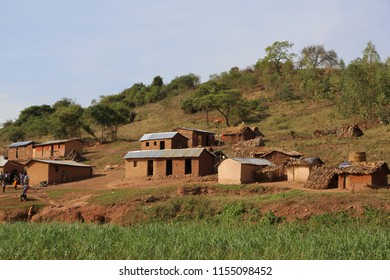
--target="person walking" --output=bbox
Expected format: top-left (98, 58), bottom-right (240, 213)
top-left (20, 175), bottom-right (29, 202)
top-left (1, 177), bottom-right (5, 193)
top-left (13, 176), bottom-right (18, 190)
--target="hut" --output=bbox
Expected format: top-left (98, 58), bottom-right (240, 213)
top-left (173, 127), bottom-right (215, 147)
top-left (221, 126), bottom-right (257, 144)
top-left (251, 147), bottom-right (303, 166)
top-left (139, 132), bottom-right (188, 150)
top-left (7, 141), bottom-right (35, 161)
top-left (218, 158), bottom-right (274, 185)
top-left (25, 159), bottom-right (94, 186)
top-left (33, 138), bottom-right (84, 160)
top-left (0, 156), bottom-right (25, 181)
top-left (286, 157), bottom-right (325, 182)
top-left (304, 166), bottom-right (338, 189)
top-left (124, 148), bottom-right (215, 179)
top-left (336, 161), bottom-right (389, 190)
top-left (336, 124), bottom-right (364, 137)
top-left (250, 127), bottom-right (265, 138)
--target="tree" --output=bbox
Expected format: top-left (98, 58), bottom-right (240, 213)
top-left (49, 105), bottom-right (84, 139)
top-left (362, 41), bottom-right (380, 64)
top-left (151, 75), bottom-right (164, 87)
top-left (262, 41), bottom-right (295, 74)
top-left (86, 102), bottom-right (135, 142)
top-left (299, 44), bottom-right (338, 69)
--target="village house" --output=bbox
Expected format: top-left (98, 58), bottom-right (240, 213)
top-left (33, 138), bottom-right (84, 160)
top-left (7, 141), bottom-right (35, 161)
top-left (221, 126), bottom-right (257, 144)
top-left (25, 159), bottom-right (94, 186)
top-left (139, 132), bottom-right (188, 150)
top-left (336, 161), bottom-right (389, 190)
top-left (218, 157), bottom-right (274, 185)
top-left (173, 127), bottom-right (215, 147)
top-left (0, 156), bottom-right (25, 179)
top-left (251, 147), bottom-right (303, 166)
top-left (286, 157), bottom-right (324, 182)
top-left (124, 148), bottom-right (214, 179)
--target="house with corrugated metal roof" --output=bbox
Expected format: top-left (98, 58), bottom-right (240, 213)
top-left (218, 157), bottom-right (274, 184)
top-left (139, 132), bottom-right (188, 150)
top-left (0, 156), bottom-right (25, 179)
top-left (33, 138), bottom-right (84, 160)
top-left (7, 141), bottom-right (35, 161)
top-left (124, 148), bottom-right (214, 179)
top-left (173, 127), bottom-right (215, 147)
top-left (25, 159), bottom-right (93, 186)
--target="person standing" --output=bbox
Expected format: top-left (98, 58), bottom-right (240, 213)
top-left (20, 175), bottom-right (29, 202)
top-left (1, 177), bottom-right (5, 193)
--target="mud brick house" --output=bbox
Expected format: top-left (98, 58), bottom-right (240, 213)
top-left (26, 159), bottom-right (93, 186)
top-left (221, 126), bottom-right (257, 144)
top-left (7, 141), bottom-right (35, 161)
top-left (124, 148), bottom-right (214, 179)
top-left (0, 156), bottom-right (25, 178)
top-left (218, 158), bottom-right (274, 185)
top-left (139, 132), bottom-right (188, 150)
top-left (33, 138), bottom-right (84, 160)
top-left (286, 157), bottom-right (324, 182)
top-left (336, 161), bottom-right (389, 190)
top-left (251, 147), bottom-right (303, 166)
top-left (173, 127), bottom-right (215, 147)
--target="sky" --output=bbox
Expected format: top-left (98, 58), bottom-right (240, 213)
top-left (1, 0), bottom-right (389, 124)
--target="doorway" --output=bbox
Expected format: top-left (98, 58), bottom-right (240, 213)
top-left (166, 160), bottom-right (173, 176)
top-left (147, 160), bottom-right (154, 176)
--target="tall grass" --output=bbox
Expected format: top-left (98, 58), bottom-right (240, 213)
top-left (0, 213), bottom-right (388, 260)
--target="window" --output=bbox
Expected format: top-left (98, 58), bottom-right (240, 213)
top-left (154, 141), bottom-right (157, 146)
top-left (146, 142), bottom-right (150, 147)
top-left (15, 148), bottom-right (19, 159)
top-left (133, 161), bottom-right (138, 167)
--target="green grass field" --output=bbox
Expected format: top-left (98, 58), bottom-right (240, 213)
top-left (0, 209), bottom-right (388, 260)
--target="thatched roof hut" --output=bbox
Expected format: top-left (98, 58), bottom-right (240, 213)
top-left (304, 166), bottom-right (338, 189)
top-left (335, 161), bottom-right (389, 175)
top-left (222, 126), bottom-right (257, 144)
top-left (336, 124), bottom-right (364, 137)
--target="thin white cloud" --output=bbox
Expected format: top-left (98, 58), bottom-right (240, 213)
top-left (0, 92), bottom-right (9, 100)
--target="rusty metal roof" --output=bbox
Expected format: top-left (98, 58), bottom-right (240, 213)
top-left (33, 138), bottom-right (83, 147)
top-left (124, 148), bottom-right (209, 159)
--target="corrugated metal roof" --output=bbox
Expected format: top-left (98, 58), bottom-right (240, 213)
top-left (124, 148), bottom-right (208, 159)
top-left (231, 158), bottom-right (275, 166)
top-left (9, 141), bottom-right (34, 148)
top-left (0, 156), bottom-right (8, 167)
top-left (175, 127), bottom-right (215, 134)
top-left (28, 159), bottom-right (93, 168)
top-left (139, 132), bottom-right (179, 141)
top-left (34, 138), bottom-right (82, 146)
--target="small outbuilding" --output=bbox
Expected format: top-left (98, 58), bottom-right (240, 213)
top-left (252, 147), bottom-right (303, 166)
top-left (218, 157), bottom-right (274, 185)
top-left (139, 132), bottom-right (188, 150)
top-left (336, 161), bottom-right (389, 190)
top-left (173, 127), bottom-right (215, 147)
top-left (25, 159), bottom-right (94, 186)
top-left (33, 138), bottom-right (84, 160)
top-left (124, 148), bottom-right (214, 179)
top-left (221, 126), bottom-right (257, 144)
top-left (7, 141), bottom-right (35, 161)
top-left (286, 157), bottom-right (324, 182)
top-left (304, 166), bottom-right (338, 189)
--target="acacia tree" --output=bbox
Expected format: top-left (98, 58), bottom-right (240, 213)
top-left (299, 44), bottom-right (338, 69)
top-left (261, 41), bottom-right (295, 74)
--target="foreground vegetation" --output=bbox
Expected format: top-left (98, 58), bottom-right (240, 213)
top-left (0, 209), bottom-right (388, 260)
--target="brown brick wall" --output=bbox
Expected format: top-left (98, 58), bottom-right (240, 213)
top-left (34, 140), bottom-right (84, 159)
top-left (8, 144), bottom-right (34, 161)
top-left (338, 172), bottom-right (388, 189)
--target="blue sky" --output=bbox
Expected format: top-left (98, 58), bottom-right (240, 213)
top-left (1, 0), bottom-right (389, 124)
